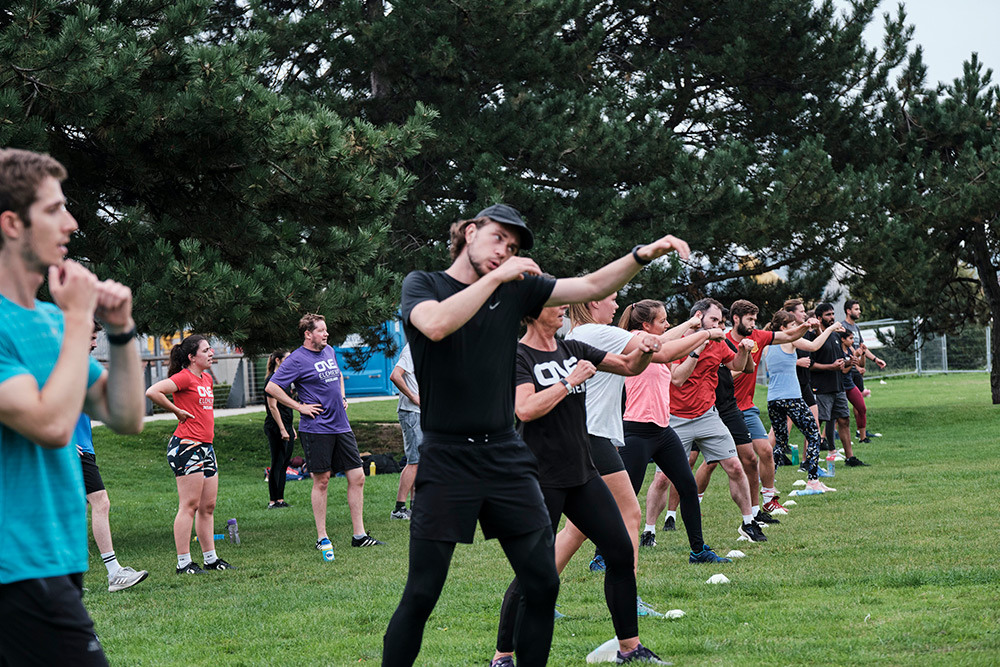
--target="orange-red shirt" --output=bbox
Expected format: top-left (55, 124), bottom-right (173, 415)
top-left (170, 368), bottom-right (215, 443)
top-left (669, 339), bottom-right (736, 419)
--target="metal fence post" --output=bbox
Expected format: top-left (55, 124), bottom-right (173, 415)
top-left (988, 324), bottom-right (993, 374)
top-left (941, 333), bottom-right (948, 373)
top-left (914, 320), bottom-right (922, 375)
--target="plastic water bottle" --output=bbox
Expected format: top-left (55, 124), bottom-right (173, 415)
top-left (790, 445), bottom-right (800, 466)
top-left (791, 488), bottom-right (825, 496)
top-left (226, 518), bottom-right (240, 546)
top-left (825, 455), bottom-right (835, 477)
top-left (369, 460), bottom-right (376, 476)
top-left (193, 534), bottom-right (225, 543)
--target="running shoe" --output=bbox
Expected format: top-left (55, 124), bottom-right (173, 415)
top-left (858, 436), bottom-right (872, 444)
top-left (816, 481), bottom-right (837, 492)
top-left (689, 546), bottom-right (731, 564)
top-left (833, 451), bottom-right (846, 462)
top-left (204, 558), bottom-right (236, 571)
top-left (554, 605), bottom-right (567, 620)
top-left (738, 521), bottom-right (767, 542)
top-left (844, 456), bottom-right (869, 467)
top-left (491, 656), bottom-right (515, 667)
top-left (267, 502), bottom-right (277, 509)
top-left (805, 480), bottom-right (827, 493)
top-left (176, 562), bottom-right (204, 575)
top-left (274, 500), bottom-right (290, 508)
top-left (390, 507), bottom-right (412, 520)
top-left (662, 516), bottom-right (676, 531)
top-left (639, 530), bottom-right (656, 548)
top-left (589, 554), bottom-right (606, 572)
top-left (762, 498), bottom-right (788, 514)
top-left (797, 464), bottom-right (810, 473)
top-left (107, 566), bottom-right (148, 592)
top-left (616, 643), bottom-right (671, 664)
top-left (754, 510), bottom-right (779, 525)
top-left (351, 533), bottom-right (386, 547)
top-left (636, 596), bottom-right (664, 618)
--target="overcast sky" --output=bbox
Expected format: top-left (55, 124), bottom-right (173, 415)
top-left (856, 0), bottom-right (1000, 86)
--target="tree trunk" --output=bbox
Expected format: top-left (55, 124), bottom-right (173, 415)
top-left (968, 220), bottom-right (1000, 403)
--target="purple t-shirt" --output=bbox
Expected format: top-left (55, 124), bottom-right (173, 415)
top-left (269, 345), bottom-right (351, 434)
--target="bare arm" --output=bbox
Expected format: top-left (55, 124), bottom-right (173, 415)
top-left (0, 262), bottom-right (98, 448)
top-left (771, 319), bottom-right (813, 344)
top-left (725, 338), bottom-right (753, 371)
top-left (390, 366), bottom-right (420, 407)
top-left (144, 378), bottom-right (193, 423)
top-left (83, 280), bottom-right (144, 434)
top-left (547, 235), bottom-right (689, 306)
top-left (410, 257), bottom-right (541, 341)
top-left (670, 345), bottom-right (705, 386)
top-left (793, 322), bottom-right (843, 352)
top-left (266, 395), bottom-right (289, 438)
top-left (265, 380), bottom-right (323, 418)
top-left (596, 337), bottom-right (657, 376)
top-left (515, 361), bottom-right (597, 422)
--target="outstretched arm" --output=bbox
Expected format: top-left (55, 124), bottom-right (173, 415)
top-left (547, 235), bottom-right (689, 306)
top-left (515, 361), bottom-right (597, 422)
top-left (772, 318), bottom-right (816, 344)
top-left (793, 322), bottom-right (843, 352)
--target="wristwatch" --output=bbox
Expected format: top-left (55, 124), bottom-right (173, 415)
top-left (559, 379), bottom-right (572, 393)
top-left (689, 351), bottom-right (699, 359)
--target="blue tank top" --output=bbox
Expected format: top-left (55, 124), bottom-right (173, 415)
top-left (766, 344), bottom-right (803, 401)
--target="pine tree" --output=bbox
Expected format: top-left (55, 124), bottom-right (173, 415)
top-left (0, 0), bottom-right (434, 355)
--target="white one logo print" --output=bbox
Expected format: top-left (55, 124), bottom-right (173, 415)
top-left (313, 358), bottom-right (341, 383)
top-left (533, 356), bottom-right (584, 394)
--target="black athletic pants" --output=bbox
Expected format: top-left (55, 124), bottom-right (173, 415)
top-left (496, 476), bottom-right (638, 656)
top-left (265, 423), bottom-right (295, 502)
top-left (0, 573), bottom-right (108, 666)
top-left (382, 528), bottom-right (559, 667)
top-left (622, 421), bottom-right (704, 552)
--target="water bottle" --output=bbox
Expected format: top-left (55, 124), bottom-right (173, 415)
top-left (193, 534), bottom-right (224, 543)
top-left (369, 460), bottom-right (376, 476)
top-left (226, 518), bottom-right (241, 546)
top-left (825, 455), bottom-right (835, 476)
top-left (791, 488), bottom-right (825, 496)
top-left (790, 445), bottom-right (800, 466)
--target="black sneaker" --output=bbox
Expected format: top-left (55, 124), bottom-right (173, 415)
top-left (738, 521), bottom-right (767, 542)
top-left (204, 558), bottom-right (236, 571)
top-left (858, 436), bottom-right (872, 444)
top-left (662, 516), bottom-right (676, 531)
top-left (176, 562), bottom-right (204, 575)
top-left (639, 530), bottom-right (656, 547)
top-left (616, 642), bottom-right (671, 664)
top-left (754, 510), bottom-right (779, 525)
top-left (845, 456), bottom-right (869, 467)
top-left (351, 533), bottom-right (386, 547)
top-left (775, 453), bottom-right (794, 467)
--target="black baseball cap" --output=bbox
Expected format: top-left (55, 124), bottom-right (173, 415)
top-left (475, 203), bottom-right (534, 251)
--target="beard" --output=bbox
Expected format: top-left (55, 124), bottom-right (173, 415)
top-left (736, 322), bottom-right (753, 337)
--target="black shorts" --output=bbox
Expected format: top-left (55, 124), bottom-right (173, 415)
top-left (410, 431), bottom-right (550, 544)
top-left (79, 452), bottom-right (105, 495)
top-left (167, 437), bottom-right (217, 478)
top-left (299, 431), bottom-right (362, 475)
top-left (588, 435), bottom-right (626, 476)
top-left (718, 407), bottom-right (752, 446)
top-left (0, 573), bottom-right (107, 666)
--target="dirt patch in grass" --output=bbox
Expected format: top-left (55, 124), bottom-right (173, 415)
top-left (353, 422), bottom-right (403, 455)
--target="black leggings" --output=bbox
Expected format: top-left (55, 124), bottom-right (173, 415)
top-left (496, 476), bottom-right (638, 656)
top-left (265, 424), bottom-right (295, 502)
top-left (622, 421), bottom-right (704, 552)
top-left (382, 528), bottom-right (559, 667)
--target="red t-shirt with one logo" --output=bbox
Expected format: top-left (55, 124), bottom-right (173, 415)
top-left (728, 329), bottom-right (776, 411)
top-left (669, 339), bottom-right (736, 419)
top-left (169, 368), bottom-right (215, 443)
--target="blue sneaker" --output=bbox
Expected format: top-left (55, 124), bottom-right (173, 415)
top-left (589, 554), bottom-right (606, 572)
top-left (636, 596), bottom-right (664, 618)
top-left (490, 656), bottom-right (515, 667)
top-left (554, 605), bottom-right (567, 620)
top-left (689, 546), bottom-right (732, 564)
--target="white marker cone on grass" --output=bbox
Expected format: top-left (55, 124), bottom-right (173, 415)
top-left (706, 574), bottom-right (730, 584)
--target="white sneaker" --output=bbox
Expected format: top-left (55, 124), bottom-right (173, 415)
top-left (108, 566), bottom-right (149, 592)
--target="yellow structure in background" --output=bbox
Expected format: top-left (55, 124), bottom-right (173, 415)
top-left (739, 255), bottom-right (782, 285)
top-left (146, 331), bottom-right (191, 355)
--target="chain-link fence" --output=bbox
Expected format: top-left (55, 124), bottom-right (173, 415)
top-left (857, 319), bottom-right (991, 378)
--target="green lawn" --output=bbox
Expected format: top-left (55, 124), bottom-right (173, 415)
top-left (85, 374), bottom-right (1000, 665)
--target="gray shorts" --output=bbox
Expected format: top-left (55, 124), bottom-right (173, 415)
top-left (669, 407), bottom-right (738, 463)
top-left (816, 392), bottom-right (850, 421)
top-left (398, 409), bottom-right (422, 465)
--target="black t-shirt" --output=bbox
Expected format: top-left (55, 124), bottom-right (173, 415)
top-left (263, 373), bottom-right (295, 431)
top-left (515, 339), bottom-right (607, 488)
top-left (809, 329), bottom-right (843, 394)
top-left (400, 270), bottom-right (556, 435)
top-left (715, 338), bottom-right (739, 413)
top-left (796, 335), bottom-right (812, 389)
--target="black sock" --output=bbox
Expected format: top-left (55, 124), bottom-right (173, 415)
top-left (395, 501), bottom-right (406, 511)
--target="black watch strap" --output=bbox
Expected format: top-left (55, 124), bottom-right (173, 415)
top-left (107, 326), bottom-right (137, 345)
top-left (631, 245), bottom-right (652, 266)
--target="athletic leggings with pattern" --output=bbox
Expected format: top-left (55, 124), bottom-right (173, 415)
top-left (768, 398), bottom-right (822, 481)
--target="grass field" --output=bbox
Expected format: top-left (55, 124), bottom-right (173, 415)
top-left (85, 374), bottom-right (1000, 665)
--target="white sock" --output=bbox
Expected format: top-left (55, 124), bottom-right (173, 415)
top-left (742, 514), bottom-right (754, 525)
top-left (697, 493), bottom-right (704, 504)
top-left (177, 553), bottom-right (192, 568)
top-left (751, 505), bottom-right (760, 516)
top-left (644, 524), bottom-right (656, 534)
top-left (101, 551), bottom-right (121, 575)
top-left (762, 487), bottom-right (777, 501)
top-left (666, 510), bottom-right (677, 521)
top-left (203, 549), bottom-right (218, 565)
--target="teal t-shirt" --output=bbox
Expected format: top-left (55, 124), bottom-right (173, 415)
top-left (0, 297), bottom-right (104, 583)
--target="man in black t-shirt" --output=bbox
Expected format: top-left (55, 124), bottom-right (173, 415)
top-left (382, 203), bottom-right (689, 667)
top-left (810, 303), bottom-right (866, 467)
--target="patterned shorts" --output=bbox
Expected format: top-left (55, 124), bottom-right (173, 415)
top-left (167, 436), bottom-right (218, 478)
